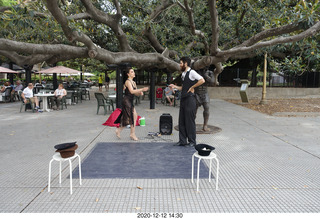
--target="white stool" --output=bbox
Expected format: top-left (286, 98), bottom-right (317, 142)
top-left (191, 151), bottom-right (219, 192)
top-left (48, 153), bottom-right (82, 194)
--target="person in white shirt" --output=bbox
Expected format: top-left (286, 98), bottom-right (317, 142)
top-left (169, 57), bottom-right (205, 147)
top-left (164, 85), bottom-right (175, 106)
top-left (11, 80), bottom-right (23, 101)
top-left (51, 83), bottom-right (67, 110)
top-left (21, 83), bottom-right (42, 112)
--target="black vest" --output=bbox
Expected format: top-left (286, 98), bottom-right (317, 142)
top-left (181, 70), bottom-right (197, 99)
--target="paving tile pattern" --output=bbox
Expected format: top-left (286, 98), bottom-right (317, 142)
top-left (0, 88), bottom-right (319, 213)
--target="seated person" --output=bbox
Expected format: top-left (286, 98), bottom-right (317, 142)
top-left (1, 82), bottom-right (9, 94)
top-left (21, 83), bottom-right (42, 112)
top-left (11, 80), bottom-right (23, 100)
top-left (51, 83), bottom-right (67, 110)
top-left (164, 85), bottom-right (175, 106)
top-left (0, 82), bottom-right (10, 101)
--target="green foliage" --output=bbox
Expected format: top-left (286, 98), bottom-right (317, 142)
top-left (0, 0), bottom-right (17, 6)
top-left (0, 0), bottom-right (319, 76)
top-left (0, 1), bottom-right (68, 44)
top-left (270, 34), bottom-right (320, 75)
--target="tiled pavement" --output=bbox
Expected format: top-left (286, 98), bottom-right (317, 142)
top-left (0, 87), bottom-right (319, 214)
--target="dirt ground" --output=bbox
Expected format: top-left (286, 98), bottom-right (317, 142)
top-left (225, 98), bottom-right (320, 116)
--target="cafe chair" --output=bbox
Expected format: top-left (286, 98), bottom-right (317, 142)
top-left (3, 87), bottom-right (13, 102)
top-left (65, 92), bottom-right (73, 105)
top-left (74, 88), bottom-right (82, 104)
top-left (59, 96), bottom-right (68, 110)
top-left (81, 88), bottom-right (90, 100)
top-left (18, 90), bottom-right (35, 113)
top-left (94, 92), bottom-right (114, 115)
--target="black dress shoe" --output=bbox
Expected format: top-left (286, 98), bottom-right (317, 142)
top-left (174, 142), bottom-right (187, 146)
top-left (186, 142), bottom-right (196, 147)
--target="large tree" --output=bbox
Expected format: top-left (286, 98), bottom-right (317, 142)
top-left (0, 0), bottom-right (319, 84)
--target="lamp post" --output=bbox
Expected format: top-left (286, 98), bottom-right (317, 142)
top-left (260, 52), bottom-right (268, 104)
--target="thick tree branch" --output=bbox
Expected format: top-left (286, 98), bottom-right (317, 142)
top-left (143, 26), bottom-right (178, 58)
top-left (208, 0), bottom-right (219, 55)
top-left (68, 12), bottom-right (92, 20)
top-left (182, 0), bottom-right (209, 54)
top-left (219, 21), bottom-right (320, 58)
top-left (0, 39), bottom-right (88, 56)
top-left (0, 6), bottom-right (10, 13)
top-left (148, 0), bottom-right (173, 21)
top-left (45, 0), bottom-right (98, 58)
top-left (113, 0), bottom-right (122, 15)
top-left (0, 50), bottom-right (53, 66)
top-left (238, 22), bottom-right (303, 47)
top-left (193, 56), bottom-right (226, 85)
top-left (143, 0), bottom-right (178, 58)
top-left (45, 0), bottom-right (132, 52)
top-left (80, 0), bottom-right (132, 52)
top-left (0, 38), bottom-right (179, 71)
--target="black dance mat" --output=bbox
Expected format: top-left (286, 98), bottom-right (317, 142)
top-left (72, 142), bottom-right (209, 179)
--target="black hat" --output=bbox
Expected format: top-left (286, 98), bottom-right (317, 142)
top-left (54, 142), bottom-right (77, 150)
top-left (55, 144), bottom-right (78, 158)
top-left (195, 144), bottom-right (215, 156)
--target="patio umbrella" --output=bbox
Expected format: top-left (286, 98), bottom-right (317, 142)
top-left (38, 66), bottom-right (80, 90)
top-left (79, 72), bottom-right (95, 77)
top-left (38, 66), bottom-right (80, 74)
top-left (0, 66), bottom-right (19, 74)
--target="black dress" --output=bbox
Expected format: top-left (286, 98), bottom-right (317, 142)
top-left (114, 80), bottom-right (136, 127)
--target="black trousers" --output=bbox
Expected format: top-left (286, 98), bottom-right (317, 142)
top-left (178, 95), bottom-right (197, 145)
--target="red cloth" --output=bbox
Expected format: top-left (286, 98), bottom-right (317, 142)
top-left (102, 108), bottom-right (121, 127)
top-left (102, 108), bottom-right (141, 127)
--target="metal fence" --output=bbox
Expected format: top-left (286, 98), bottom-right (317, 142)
top-left (268, 72), bottom-right (320, 88)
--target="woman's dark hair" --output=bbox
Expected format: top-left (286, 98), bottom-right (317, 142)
top-left (125, 67), bottom-right (133, 74)
top-left (124, 67), bottom-right (133, 82)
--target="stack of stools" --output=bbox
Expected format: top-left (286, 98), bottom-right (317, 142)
top-left (48, 142), bottom-right (82, 194)
top-left (191, 144), bottom-right (219, 192)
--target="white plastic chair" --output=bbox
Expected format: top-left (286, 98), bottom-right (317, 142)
top-left (48, 153), bottom-right (82, 194)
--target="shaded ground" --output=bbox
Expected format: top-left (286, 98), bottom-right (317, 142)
top-left (225, 98), bottom-right (320, 116)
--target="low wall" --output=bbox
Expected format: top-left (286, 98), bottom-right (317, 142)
top-left (207, 87), bottom-right (320, 99)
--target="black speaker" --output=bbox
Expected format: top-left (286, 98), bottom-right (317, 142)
top-left (159, 113), bottom-right (172, 135)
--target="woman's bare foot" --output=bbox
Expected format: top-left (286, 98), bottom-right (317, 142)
top-left (130, 135), bottom-right (138, 141)
top-left (116, 129), bottom-right (121, 139)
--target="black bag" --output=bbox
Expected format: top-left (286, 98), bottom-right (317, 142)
top-left (159, 113), bottom-right (172, 135)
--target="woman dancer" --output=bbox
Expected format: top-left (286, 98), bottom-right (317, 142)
top-left (115, 68), bottom-right (149, 141)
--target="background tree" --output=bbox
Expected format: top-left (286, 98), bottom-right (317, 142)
top-left (0, 0), bottom-right (319, 85)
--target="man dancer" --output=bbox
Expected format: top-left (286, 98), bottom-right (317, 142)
top-left (170, 57), bottom-right (205, 147)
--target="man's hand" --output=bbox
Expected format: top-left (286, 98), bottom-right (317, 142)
top-left (187, 87), bottom-right (194, 93)
top-left (188, 78), bottom-right (205, 93)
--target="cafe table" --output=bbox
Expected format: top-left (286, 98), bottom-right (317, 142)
top-left (34, 93), bottom-right (54, 112)
top-left (108, 94), bottom-right (116, 101)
